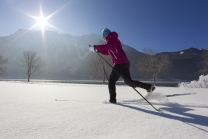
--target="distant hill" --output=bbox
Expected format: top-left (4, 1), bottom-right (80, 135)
top-left (0, 29), bottom-right (206, 80)
top-left (157, 48), bottom-right (206, 80)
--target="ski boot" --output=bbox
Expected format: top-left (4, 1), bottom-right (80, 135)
top-left (147, 86), bottom-right (155, 93)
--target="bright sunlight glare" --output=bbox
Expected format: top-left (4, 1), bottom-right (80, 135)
top-left (33, 11), bottom-right (50, 33)
top-left (36, 14), bottom-right (47, 27)
top-left (14, 0), bottom-right (74, 34)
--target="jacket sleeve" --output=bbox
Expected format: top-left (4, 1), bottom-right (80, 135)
top-left (97, 49), bottom-right (109, 55)
top-left (94, 45), bottom-right (109, 55)
top-left (95, 37), bottom-right (116, 53)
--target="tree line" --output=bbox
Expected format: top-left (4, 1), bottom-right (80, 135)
top-left (0, 51), bottom-right (44, 82)
top-left (0, 48), bottom-right (208, 84)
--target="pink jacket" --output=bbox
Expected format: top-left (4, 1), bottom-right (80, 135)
top-left (95, 32), bottom-right (130, 65)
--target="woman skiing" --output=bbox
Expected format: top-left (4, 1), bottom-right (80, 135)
top-left (89, 28), bottom-right (155, 103)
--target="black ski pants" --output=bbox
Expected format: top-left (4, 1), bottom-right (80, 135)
top-left (108, 63), bottom-right (151, 100)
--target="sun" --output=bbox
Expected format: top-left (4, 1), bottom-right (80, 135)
top-left (28, 9), bottom-right (56, 34)
top-left (33, 11), bottom-right (50, 32)
top-left (18, 0), bottom-right (74, 34)
top-left (36, 14), bottom-right (48, 28)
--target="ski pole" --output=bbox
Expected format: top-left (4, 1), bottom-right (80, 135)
top-left (89, 45), bottom-right (109, 81)
top-left (98, 55), bottom-right (109, 81)
top-left (95, 50), bottom-right (159, 111)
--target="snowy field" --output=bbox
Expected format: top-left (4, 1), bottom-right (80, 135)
top-left (0, 81), bottom-right (208, 139)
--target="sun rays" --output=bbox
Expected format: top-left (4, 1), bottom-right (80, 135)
top-left (32, 11), bottom-right (50, 33)
top-left (9, 0), bottom-right (74, 78)
top-left (29, 0), bottom-right (73, 34)
top-left (13, 0), bottom-right (73, 36)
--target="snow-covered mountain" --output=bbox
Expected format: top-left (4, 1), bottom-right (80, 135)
top-left (0, 29), bottom-right (143, 79)
top-left (0, 29), bottom-right (206, 80)
top-left (0, 29), bottom-right (104, 79)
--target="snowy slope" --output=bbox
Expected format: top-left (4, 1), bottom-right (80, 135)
top-left (0, 81), bottom-right (208, 139)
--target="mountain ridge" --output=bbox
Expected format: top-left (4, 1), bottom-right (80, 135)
top-left (0, 29), bottom-right (206, 80)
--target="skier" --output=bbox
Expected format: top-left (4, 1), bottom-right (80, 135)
top-left (89, 28), bottom-right (155, 103)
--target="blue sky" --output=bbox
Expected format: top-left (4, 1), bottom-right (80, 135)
top-left (0, 0), bottom-right (208, 52)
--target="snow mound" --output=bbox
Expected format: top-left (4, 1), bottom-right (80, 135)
top-left (179, 74), bottom-right (208, 88)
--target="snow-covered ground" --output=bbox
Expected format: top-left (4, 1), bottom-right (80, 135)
top-left (0, 81), bottom-right (208, 139)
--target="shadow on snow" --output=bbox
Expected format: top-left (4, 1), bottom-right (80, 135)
top-left (116, 102), bottom-right (208, 133)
